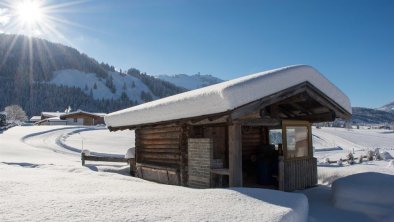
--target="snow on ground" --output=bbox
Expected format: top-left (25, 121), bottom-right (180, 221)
top-left (0, 126), bottom-right (307, 222)
top-left (312, 127), bottom-right (394, 185)
top-left (332, 172), bottom-right (394, 221)
top-left (60, 127), bottom-right (134, 156)
top-left (1, 125), bottom-right (394, 222)
top-left (300, 127), bottom-right (394, 222)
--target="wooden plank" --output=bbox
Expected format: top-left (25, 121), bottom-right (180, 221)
top-left (139, 139), bottom-right (180, 146)
top-left (139, 144), bottom-right (180, 149)
top-left (228, 123), bottom-right (243, 187)
top-left (305, 84), bottom-right (351, 119)
top-left (297, 111), bottom-right (336, 123)
top-left (139, 126), bottom-right (181, 134)
top-left (83, 155), bottom-right (129, 163)
top-left (139, 158), bottom-right (180, 165)
top-left (138, 148), bottom-right (180, 153)
top-left (139, 132), bottom-right (181, 139)
top-left (139, 153), bottom-right (180, 160)
top-left (179, 125), bottom-right (188, 186)
top-left (279, 158), bottom-right (317, 191)
top-left (211, 168), bottom-right (230, 175)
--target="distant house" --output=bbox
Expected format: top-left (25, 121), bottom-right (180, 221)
top-left (105, 65), bottom-right (352, 191)
top-left (60, 110), bottom-right (106, 126)
top-left (35, 110), bottom-right (106, 126)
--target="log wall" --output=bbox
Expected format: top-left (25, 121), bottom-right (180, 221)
top-left (241, 126), bottom-right (267, 161)
top-left (135, 124), bottom-right (187, 185)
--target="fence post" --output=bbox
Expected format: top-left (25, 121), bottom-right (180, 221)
top-left (129, 159), bottom-right (135, 176)
top-left (81, 152), bottom-right (85, 166)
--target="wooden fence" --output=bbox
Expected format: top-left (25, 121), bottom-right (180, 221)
top-left (81, 152), bottom-right (135, 176)
top-left (279, 157), bottom-right (317, 191)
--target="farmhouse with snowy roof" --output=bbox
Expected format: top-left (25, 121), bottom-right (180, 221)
top-left (105, 65), bottom-right (351, 191)
top-left (36, 110), bottom-right (106, 126)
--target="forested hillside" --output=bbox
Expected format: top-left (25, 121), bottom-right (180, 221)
top-left (352, 107), bottom-right (394, 124)
top-left (0, 34), bottom-right (185, 116)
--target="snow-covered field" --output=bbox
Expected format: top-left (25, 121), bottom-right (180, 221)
top-left (0, 126), bottom-right (307, 222)
top-left (313, 127), bottom-right (394, 185)
top-left (0, 125), bottom-right (393, 221)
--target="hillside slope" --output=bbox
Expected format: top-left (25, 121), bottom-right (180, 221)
top-left (378, 101), bottom-right (394, 113)
top-left (352, 107), bottom-right (394, 124)
top-left (0, 34), bottom-right (185, 116)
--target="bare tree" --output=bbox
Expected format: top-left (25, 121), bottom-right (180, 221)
top-left (4, 105), bottom-right (27, 124)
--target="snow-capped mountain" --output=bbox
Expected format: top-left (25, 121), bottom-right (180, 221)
top-left (50, 70), bottom-right (156, 103)
top-left (378, 101), bottom-right (394, 113)
top-left (157, 73), bottom-right (223, 90)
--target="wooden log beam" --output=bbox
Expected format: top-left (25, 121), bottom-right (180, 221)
top-left (83, 155), bottom-right (129, 163)
top-left (228, 123), bottom-right (243, 187)
top-left (294, 111), bottom-right (336, 122)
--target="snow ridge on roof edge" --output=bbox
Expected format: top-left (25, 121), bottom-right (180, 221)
top-left (105, 65), bottom-right (351, 128)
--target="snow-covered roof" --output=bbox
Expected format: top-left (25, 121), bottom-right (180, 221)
top-left (30, 116), bottom-right (41, 121)
top-left (105, 65), bottom-right (352, 128)
top-left (41, 112), bottom-right (65, 118)
top-left (60, 110), bottom-right (106, 118)
top-left (34, 117), bottom-right (68, 125)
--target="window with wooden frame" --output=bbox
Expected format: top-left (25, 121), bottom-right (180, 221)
top-left (282, 120), bottom-right (312, 159)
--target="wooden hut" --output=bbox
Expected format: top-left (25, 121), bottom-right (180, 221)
top-left (105, 65), bottom-right (351, 191)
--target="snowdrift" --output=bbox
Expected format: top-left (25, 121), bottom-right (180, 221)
top-left (332, 172), bottom-right (394, 221)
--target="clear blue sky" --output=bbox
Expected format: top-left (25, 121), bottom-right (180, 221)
top-left (1, 0), bottom-right (393, 108)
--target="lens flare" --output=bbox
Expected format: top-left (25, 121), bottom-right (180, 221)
top-left (16, 0), bottom-right (43, 25)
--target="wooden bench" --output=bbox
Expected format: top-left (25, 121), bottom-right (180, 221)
top-left (81, 152), bottom-right (136, 176)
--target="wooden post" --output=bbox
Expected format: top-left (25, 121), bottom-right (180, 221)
top-left (81, 152), bottom-right (85, 166)
top-left (129, 159), bottom-right (136, 176)
top-left (228, 123), bottom-right (243, 187)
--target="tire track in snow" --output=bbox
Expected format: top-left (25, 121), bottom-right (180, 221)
top-left (22, 127), bottom-right (89, 155)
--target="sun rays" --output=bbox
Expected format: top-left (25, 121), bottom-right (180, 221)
top-left (16, 0), bottom-right (44, 26)
top-left (0, 0), bottom-right (89, 88)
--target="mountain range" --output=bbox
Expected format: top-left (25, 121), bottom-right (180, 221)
top-left (378, 101), bottom-right (394, 113)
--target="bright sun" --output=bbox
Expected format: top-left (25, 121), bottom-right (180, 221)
top-left (16, 0), bottom-right (44, 25)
